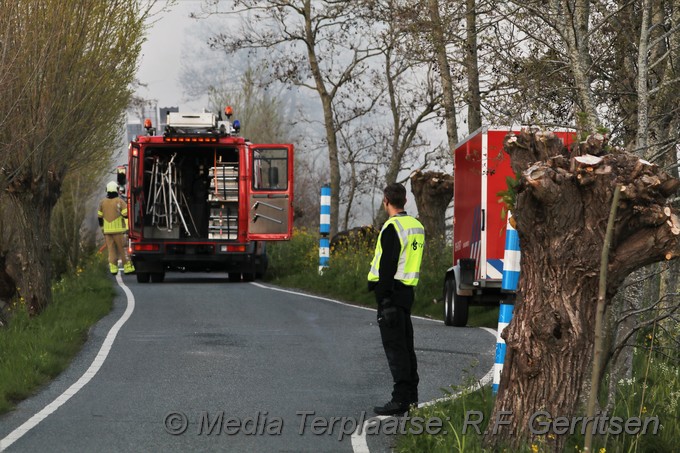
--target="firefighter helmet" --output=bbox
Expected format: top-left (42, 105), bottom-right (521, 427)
top-left (106, 181), bottom-right (118, 193)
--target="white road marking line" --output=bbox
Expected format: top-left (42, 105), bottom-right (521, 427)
top-left (350, 415), bottom-right (388, 453)
top-left (250, 282), bottom-right (497, 453)
top-left (0, 274), bottom-right (135, 452)
top-left (249, 282), bottom-right (376, 312)
top-left (250, 283), bottom-right (500, 328)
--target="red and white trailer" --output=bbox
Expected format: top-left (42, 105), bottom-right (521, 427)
top-left (443, 127), bottom-right (575, 326)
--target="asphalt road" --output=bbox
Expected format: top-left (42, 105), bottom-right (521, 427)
top-left (0, 273), bottom-right (495, 452)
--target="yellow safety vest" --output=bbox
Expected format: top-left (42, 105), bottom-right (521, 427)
top-left (367, 214), bottom-right (425, 286)
top-left (98, 197), bottom-right (128, 234)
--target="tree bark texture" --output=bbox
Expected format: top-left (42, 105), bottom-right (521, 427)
top-left (0, 253), bottom-right (17, 303)
top-left (6, 170), bottom-right (61, 315)
top-left (409, 170), bottom-right (453, 246)
top-left (485, 129), bottom-right (680, 451)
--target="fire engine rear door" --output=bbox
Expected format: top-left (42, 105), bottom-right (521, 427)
top-left (247, 144), bottom-right (294, 240)
top-left (128, 143), bottom-right (143, 240)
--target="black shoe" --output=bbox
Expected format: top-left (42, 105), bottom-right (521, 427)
top-left (373, 401), bottom-right (410, 416)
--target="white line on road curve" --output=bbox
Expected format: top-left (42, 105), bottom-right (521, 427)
top-left (249, 282), bottom-right (497, 453)
top-left (0, 274), bottom-right (135, 452)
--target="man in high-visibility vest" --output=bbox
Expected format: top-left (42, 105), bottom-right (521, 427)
top-left (368, 182), bottom-right (425, 416)
top-left (98, 181), bottom-right (135, 275)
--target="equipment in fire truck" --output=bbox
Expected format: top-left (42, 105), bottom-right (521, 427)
top-left (145, 153), bottom-right (197, 236)
top-left (142, 109), bottom-right (240, 237)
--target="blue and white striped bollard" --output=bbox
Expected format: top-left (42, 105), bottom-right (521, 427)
top-left (493, 212), bottom-right (520, 394)
top-left (319, 185), bottom-right (331, 274)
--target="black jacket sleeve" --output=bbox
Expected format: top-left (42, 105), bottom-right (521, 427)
top-left (374, 224), bottom-right (400, 304)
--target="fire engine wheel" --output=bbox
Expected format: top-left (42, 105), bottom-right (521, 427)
top-left (150, 272), bottom-right (165, 283)
top-left (444, 274), bottom-right (469, 327)
top-left (136, 272), bottom-right (150, 283)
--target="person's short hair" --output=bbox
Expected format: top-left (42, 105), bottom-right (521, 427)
top-left (384, 183), bottom-right (406, 209)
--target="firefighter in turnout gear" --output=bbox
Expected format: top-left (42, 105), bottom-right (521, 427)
top-left (99, 181), bottom-right (134, 275)
top-left (368, 183), bottom-right (425, 416)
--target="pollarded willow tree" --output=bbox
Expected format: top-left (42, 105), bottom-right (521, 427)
top-left (484, 130), bottom-right (680, 451)
top-left (477, 1), bottom-right (680, 450)
top-left (0, 0), bottom-right (150, 314)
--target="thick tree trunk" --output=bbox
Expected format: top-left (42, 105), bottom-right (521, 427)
top-left (9, 196), bottom-right (54, 315)
top-left (409, 170), bottom-right (453, 246)
top-left (6, 171), bottom-right (61, 316)
top-left (0, 253), bottom-right (17, 303)
top-left (484, 130), bottom-right (680, 451)
top-left (491, 219), bottom-right (600, 451)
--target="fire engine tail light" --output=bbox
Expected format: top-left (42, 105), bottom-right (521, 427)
top-left (133, 243), bottom-right (160, 252)
top-left (220, 244), bottom-right (246, 252)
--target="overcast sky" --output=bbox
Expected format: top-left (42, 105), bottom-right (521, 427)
top-left (135, 1), bottom-right (208, 111)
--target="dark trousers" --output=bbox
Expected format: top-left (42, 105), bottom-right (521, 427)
top-left (379, 306), bottom-right (419, 404)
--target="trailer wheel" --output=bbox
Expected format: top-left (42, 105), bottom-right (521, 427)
top-left (444, 274), bottom-right (469, 327)
top-left (150, 272), bottom-right (165, 283)
top-left (136, 272), bottom-right (150, 283)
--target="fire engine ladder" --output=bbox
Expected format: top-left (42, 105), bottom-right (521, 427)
top-left (145, 154), bottom-right (197, 235)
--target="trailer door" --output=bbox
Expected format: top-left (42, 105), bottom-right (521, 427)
top-left (247, 145), bottom-right (294, 240)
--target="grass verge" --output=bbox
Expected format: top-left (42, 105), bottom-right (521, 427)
top-left (0, 254), bottom-right (114, 415)
top-left (396, 332), bottom-right (680, 452)
top-left (397, 348), bottom-right (680, 452)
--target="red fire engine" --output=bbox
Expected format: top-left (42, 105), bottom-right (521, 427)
top-left (443, 127), bottom-right (575, 326)
top-left (124, 108), bottom-right (293, 283)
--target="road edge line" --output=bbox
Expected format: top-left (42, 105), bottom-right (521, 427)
top-left (250, 282), bottom-right (497, 453)
top-left (0, 274), bottom-right (135, 452)
top-left (250, 282), bottom-right (502, 330)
